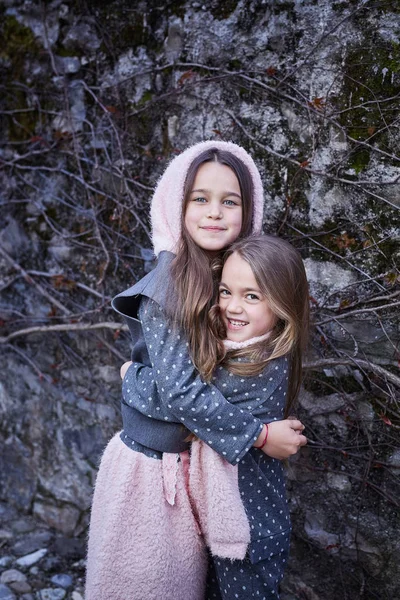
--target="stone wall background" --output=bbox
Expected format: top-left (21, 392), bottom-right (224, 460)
top-left (0, 0), bottom-right (399, 598)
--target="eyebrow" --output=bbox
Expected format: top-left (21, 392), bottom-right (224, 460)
top-left (191, 188), bottom-right (242, 199)
top-left (219, 282), bottom-right (262, 294)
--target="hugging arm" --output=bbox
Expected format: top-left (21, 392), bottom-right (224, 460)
top-left (122, 297), bottom-right (263, 465)
top-left (122, 298), bottom-right (306, 461)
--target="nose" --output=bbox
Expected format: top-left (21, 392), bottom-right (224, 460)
top-left (226, 296), bottom-right (243, 314)
top-left (207, 199), bottom-right (222, 219)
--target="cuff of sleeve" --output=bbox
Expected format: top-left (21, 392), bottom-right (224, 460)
top-left (227, 420), bottom-right (264, 465)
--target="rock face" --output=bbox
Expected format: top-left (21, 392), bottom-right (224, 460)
top-left (0, 1), bottom-right (399, 598)
top-left (0, 505), bottom-right (85, 599)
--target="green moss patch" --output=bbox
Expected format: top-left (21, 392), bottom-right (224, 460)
top-left (338, 41), bottom-right (400, 173)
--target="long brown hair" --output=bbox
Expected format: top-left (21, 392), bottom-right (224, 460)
top-left (209, 235), bottom-right (310, 416)
top-left (169, 148), bottom-right (255, 377)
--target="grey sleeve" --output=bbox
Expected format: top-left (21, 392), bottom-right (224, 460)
top-left (122, 297), bottom-right (263, 464)
top-left (122, 359), bottom-right (171, 419)
top-left (249, 357), bottom-right (289, 422)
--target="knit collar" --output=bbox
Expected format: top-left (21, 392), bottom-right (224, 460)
top-left (223, 331), bottom-right (271, 351)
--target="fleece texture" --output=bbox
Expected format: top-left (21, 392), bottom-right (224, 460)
top-left (85, 434), bottom-right (207, 600)
top-left (150, 140), bottom-right (264, 256)
top-left (160, 440), bottom-right (251, 560)
top-left (223, 331), bottom-right (271, 351)
top-left (189, 439), bottom-right (251, 560)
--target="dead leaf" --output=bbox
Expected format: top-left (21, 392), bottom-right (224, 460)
top-left (177, 70), bottom-right (195, 86)
top-left (335, 233), bottom-right (356, 250)
top-left (308, 97), bottom-right (325, 110)
top-left (379, 413), bottom-right (392, 426)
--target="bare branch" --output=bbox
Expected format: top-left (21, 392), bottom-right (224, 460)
top-left (304, 358), bottom-right (400, 387)
top-left (0, 322), bottom-right (127, 344)
top-left (315, 301), bottom-right (400, 326)
top-left (0, 245), bottom-right (71, 315)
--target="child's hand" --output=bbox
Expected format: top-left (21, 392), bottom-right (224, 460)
top-left (120, 361), bottom-right (133, 380)
top-left (259, 419), bottom-right (307, 460)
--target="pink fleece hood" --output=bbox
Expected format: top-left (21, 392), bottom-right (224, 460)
top-left (150, 140), bottom-right (264, 256)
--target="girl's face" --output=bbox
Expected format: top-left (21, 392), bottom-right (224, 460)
top-left (219, 252), bottom-right (277, 342)
top-left (184, 162), bottom-right (243, 253)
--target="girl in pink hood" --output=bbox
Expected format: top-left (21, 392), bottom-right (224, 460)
top-left (85, 141), bottom-right (307, 600)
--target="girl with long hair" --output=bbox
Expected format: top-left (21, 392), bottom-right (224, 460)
top-left (85, 142), bottom-right (307, 600)
top-left (203, 233), bottom-right (309, 598)
top-left (121, 234), bottom-right (309, 599)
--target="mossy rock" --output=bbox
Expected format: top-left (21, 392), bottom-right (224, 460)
top-left (337, 41), bottom-right (400, 173)
top-left (0, 15), bottom-right (46, 141)
top-left (92, 0), bottom-right (187, 57)
top-left (209, 0), bottom-right (239, 20)
top-left (0, 14), bottom-right (41, 64)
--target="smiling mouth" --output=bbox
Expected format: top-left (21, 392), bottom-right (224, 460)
top-left (227, 318), bottom-right (248, 328)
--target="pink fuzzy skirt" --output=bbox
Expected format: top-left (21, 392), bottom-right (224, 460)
top-left (85, 433), bottom-right (207, 600)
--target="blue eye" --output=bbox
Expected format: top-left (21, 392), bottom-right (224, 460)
top-left (193, 197), bottom-right (207, 203)
top-left (246, 293), bottom-right (259, 301)
top-left (223, 199), bottom-right (238, 206)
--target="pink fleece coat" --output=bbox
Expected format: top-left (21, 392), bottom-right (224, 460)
top-left (85, 434), bottom-right (208, 600)
top-left (85, 434), bottom-right (250, 600)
